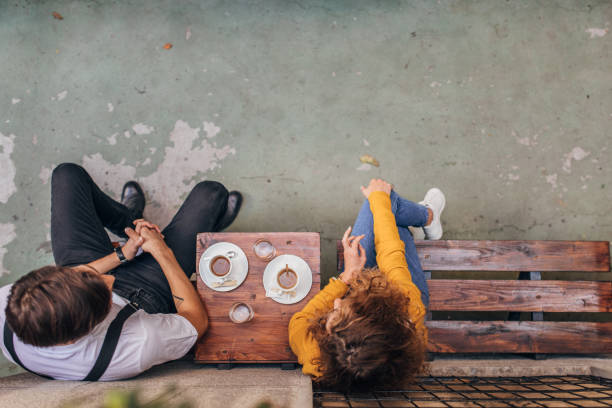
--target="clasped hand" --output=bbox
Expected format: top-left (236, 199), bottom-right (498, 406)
top-left (121, 219), bottom-right (165, 260)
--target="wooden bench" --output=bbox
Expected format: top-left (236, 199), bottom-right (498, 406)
top-left (337, 240), bottom-right (612, 355)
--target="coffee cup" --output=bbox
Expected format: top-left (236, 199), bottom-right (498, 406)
top-left (210, 254), bottom-right (232, 278)
top-left (276, 264), bottom-right (299, 292)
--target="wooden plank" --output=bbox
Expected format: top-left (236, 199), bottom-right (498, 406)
top-left (427, 321), bottom-right (612, 354)
top-left (428, 280), bottom-right (612, 312)
top-left (337, 240), bottom-right (610, 272)
top-left (195, 232), bottom-right (320, 363)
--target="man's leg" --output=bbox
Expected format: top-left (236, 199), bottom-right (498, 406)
top-left (51, 163), bottom-right (136, 267)
top-left (162, 181), bottom-right (229, 275)
top-left (112, 181), bottom-right (228, 313)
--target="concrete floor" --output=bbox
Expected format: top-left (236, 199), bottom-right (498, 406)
top-left (0, 363), bottom-right (313, 408)
top-left (0, 0), bottom-right (611, 379)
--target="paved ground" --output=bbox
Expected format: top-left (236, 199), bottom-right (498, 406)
top-left (0, 0), bottom-right (611, 378)
top-left (0, 363), bottom-right (312, 408)
top-left (1, 358), bottom-right (611, 408)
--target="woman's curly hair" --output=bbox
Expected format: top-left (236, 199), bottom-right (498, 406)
top-left (308, 267), bottom-right (425, 391)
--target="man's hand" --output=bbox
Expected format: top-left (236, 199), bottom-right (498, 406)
top-left (133, 219), bottom-right (163, 237)
top-left (360, 178), bottom-right (392, 199)
top-left (122, 227), bottom-right (144, 261)
top-left (339, 226), bottom-right (366, 285)
top-left (137, 226), bottom-right (169, 256)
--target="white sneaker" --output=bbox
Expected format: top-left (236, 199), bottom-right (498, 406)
top-left (419, 188), bottom-right (445, 240)
top-left (409, 226), bottom-right (426, 240)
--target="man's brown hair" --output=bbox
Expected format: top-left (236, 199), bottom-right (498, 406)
top-left (5, 266), bottom-right (111, 347)
top-left (308, 268), bottom-right (426, 391)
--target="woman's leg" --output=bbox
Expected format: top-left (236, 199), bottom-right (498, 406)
top-left (112, 181), bottom-right (228, 313)
top-left (349, 191), bottom-right (429, 306)
top-left (50, 163), bottom-right (136, 267)
top-left (397, 226), bottom-right (429, 306)
top-left (389, 190), bottom-right (429, 229)
top-left (350, 190), bottom-right (430, 267)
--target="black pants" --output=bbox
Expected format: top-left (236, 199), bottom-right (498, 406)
top-left (50, 163), bottom-right (228, 314)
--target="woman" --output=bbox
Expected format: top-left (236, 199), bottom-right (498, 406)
top-left (289, 178), bottom-right (445, 390)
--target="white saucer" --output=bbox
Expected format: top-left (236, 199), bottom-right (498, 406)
top-left (199, 242), bottom-right (248, 292)
top-left (263, 254), bottom-right (313, 305)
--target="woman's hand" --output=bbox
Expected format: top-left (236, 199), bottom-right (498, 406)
top-left (122, 227), bottom-right (144, 261)
top-left (360, 178), bottom-right (392, 198)
top-left (339, 226), bottom-right (366, 284)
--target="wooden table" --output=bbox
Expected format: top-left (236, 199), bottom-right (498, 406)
top-left (194, 232), bottom-right (320, 366)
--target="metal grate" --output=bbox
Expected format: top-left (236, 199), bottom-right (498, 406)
top-left (314, 376), bottom-right (612, 407)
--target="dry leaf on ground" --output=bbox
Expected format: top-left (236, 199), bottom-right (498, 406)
top-left (163, 43), bottom-right (173, 49)
top-left (360, 154), bottom-right (380, 167)
top-left (52, 11), bottom-right (63, 20)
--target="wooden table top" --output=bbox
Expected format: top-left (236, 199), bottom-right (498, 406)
top-left (194, 232), bottom-right (321, 363)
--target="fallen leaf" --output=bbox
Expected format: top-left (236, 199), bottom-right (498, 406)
top-left (52, 11), bottom-right (63, 20)
top-left (163, 43), bottom-right (173, 50)
top-left (360, 154), bottom-right (380, 167)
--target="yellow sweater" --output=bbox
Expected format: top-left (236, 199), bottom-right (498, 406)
top-left (288, 191), bottom-right (428, 377)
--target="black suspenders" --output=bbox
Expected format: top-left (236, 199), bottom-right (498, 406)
top-left (3, 302), bottom-right (139, 381)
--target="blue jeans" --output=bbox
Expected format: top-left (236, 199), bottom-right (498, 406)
top-left (350, 190), bottom-right (430, 306)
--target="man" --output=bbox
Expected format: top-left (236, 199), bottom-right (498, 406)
top-left (1, 163), bottom-right (242, 380)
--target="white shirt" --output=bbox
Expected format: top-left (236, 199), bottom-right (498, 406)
top-left (0, 284), bottom-right (198, 381)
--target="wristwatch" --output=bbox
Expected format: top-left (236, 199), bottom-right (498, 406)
top-left (114, 246), bottom-right (128, 264)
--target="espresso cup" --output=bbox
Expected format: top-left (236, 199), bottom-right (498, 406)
top-left (276, 265), bottom-right (299, 291)
top-left (210, 254), bottom-right (232, 278)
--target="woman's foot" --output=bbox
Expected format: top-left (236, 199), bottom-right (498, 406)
top-left (420, 188), bottom-right (445, 240)
top-left (214, 191), bottom-right (243, 231)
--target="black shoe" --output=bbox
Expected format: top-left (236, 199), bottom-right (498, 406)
top-left (214, 191), bottom-right (243, 231)
top-left (121, 181), bottom-right (145, 219)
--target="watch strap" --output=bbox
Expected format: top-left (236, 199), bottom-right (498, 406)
top-left (114, 246), bottom-right (128, 263)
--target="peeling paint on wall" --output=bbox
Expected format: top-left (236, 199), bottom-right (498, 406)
top-left (132, 123), bottom-right (154, 135)
top-left (81, 154), bottom-right (137, 197)
top-left (82, 120), bottom-right (235, 228)
top-left (562, 147), bottom-right (590, 173)
top-left (39, 166), bottom-right (53, 185)
top-left (203, 121), bottom-right (220, 138)
top-left (546, 173), bottom-right (558, 190)
top-left (11, 98), bottom-right (20, 105)
top-left (0, 223), bottom-right (16, 276)
top-left (586, 28), bottom-right (608, 38)
top-left (0, 132), bottom-right (17, 204)
top-left (107, 103), bottom-right (114, 113)
top-left (51, 90), bottom-right (68, 101)
top-left (107, 133), bottom-right (118, 145)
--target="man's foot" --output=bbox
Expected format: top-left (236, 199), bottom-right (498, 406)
top-left (214, 191), bottom-right (243, 231)
top-left (121, 181), bottom-right (145, 219)
top-left (420, 188), bottom-right (445, 240)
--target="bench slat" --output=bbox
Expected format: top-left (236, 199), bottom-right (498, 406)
top-left (427, 321), bottom-right (612, 353)
top-left (336, 240), bottom-right (610, 272)
top-left (428, 280), bottom-right (612, 312)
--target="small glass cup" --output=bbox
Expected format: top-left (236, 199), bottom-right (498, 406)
top-left (253, 238), bottom-right (276, 261)
top-left (229, 302), bottom-right (254, 324)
